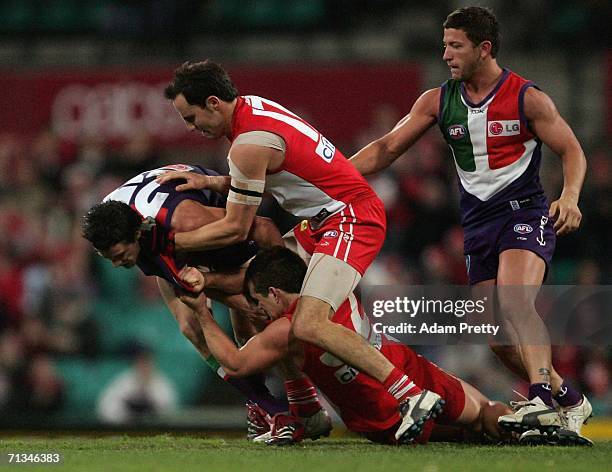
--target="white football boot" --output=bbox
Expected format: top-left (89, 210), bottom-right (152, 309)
top-left (394, 390), bottom-right (445, 443)
top-left (556, 395), bottom-right (594, 446)
top-left (498, 396), bottom-right (563, 434)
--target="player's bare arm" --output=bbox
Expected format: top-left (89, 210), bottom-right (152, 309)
top-left (249, 215), bottom-right (285, 248)
top-left (171, 201), bottom-right (281, 294)
top-left (350, 88), bottom-right (440, 176)
top-left (178, 266), bottom-right (263, 332)
top-left (156, 171), bottom-right (231, 195)
top-left (198, 270), bottom-right (245, 295)
top-left (177, 204), bottom-right (283, 251)
top-left (157, 277), bottom-right (211, 359)
top-left (174, 196), bottom-right (283, 250)
top-left (173, 201), bottom-right (256, 251)
top-left (171, 200), bottom-right (225, 232)
top-left (523, 87), bottom-right (587, 235)
top-left (172, 145), bottom-right (279, 252)
top-left (179, 287), bottom-right (291, 377)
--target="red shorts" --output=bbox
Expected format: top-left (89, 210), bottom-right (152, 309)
top-left (293, 195), bottom-right (387, 275)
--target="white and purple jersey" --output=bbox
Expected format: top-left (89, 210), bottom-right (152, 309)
top-left (438, 69), bottom-right (548, 237)
top-left (104, 164), bottom-right (258, 289)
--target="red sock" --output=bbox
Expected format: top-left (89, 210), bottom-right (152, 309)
top-left (383, 367), bottom-right (422, 403)
top-left (285, 377), bottom-right (322, 418)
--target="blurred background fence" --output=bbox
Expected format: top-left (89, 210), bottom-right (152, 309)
top-left (0, 0), bottom-right (610, 435)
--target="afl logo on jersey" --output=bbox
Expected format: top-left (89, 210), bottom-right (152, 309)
top-left (514, 224), bottom-right (533, 234)
top-left (448, 124), bottom-right (467, 140)
top-left (323, 230), bottom-right (338, 238)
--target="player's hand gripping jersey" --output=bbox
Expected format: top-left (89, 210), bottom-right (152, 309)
top-left (104, 165), bottom-right (258, 290)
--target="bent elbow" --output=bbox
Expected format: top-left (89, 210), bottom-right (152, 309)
top-left (233, 225), bottom-right (251, 243)
top-left (219, 352), bottom-right (247, 377)
top-left (218, 222), bottom-right (249, 246)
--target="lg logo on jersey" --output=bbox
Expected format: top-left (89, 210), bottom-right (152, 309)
top-left (488, 120), bottom-right (520, 137)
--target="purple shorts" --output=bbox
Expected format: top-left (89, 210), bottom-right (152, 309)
top-left (463, 207), bottom-right (556, 285)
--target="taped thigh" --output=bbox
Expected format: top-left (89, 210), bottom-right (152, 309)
top-left (300, 253), bottom-right (361, 312)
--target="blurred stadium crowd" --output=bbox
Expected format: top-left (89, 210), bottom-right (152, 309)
top-left (0, 0), bottom-right (610, 428)
top-left (0, 119), bottom-right (609, 425)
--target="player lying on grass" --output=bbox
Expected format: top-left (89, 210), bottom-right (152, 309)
top-left (178, 246), bottom-right (511, 445)
top-left (82, 164), bottom-right (296, 438)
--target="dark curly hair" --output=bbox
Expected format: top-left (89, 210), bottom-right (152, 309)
top-left (444, 6), bottom-right (501, 58)
top-left (82, 201), bottom-right (142, 251)
top-left (164, 59), bottom-right (239, 106)
top-left (244, 246), bottom-right (307, 303)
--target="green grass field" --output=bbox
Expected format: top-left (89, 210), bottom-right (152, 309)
top-left (1, 436), bottom-right (611, 472)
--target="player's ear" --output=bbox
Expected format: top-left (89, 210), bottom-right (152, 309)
top-left (479, 40), bottom-right (492, 58)
top-left (206, 95), bottom-right (221, 110)
top-left (269, 287), bottom-right (280, 303)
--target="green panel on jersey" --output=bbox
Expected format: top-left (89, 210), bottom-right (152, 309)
top-left (440, 81), bottom-right (476, 172)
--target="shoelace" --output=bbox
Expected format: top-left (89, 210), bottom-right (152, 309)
top-left (509, 400), bottom-right (537, 410)
top-left (508, 390), bottom-right (537, 411)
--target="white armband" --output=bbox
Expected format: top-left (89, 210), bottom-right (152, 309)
top-left (227, 157), bottom-right (265, 206)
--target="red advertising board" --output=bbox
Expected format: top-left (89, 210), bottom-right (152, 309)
top-left (0, 64), bottom-right (421, 147)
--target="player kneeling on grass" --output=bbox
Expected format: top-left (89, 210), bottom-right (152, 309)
top-left (179, 246), bottom-right (511, 445)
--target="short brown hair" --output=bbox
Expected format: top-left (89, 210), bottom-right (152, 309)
top-left (244, 247), bottom-right (307, 303)
top-left (164, 60), bottom-right (238, 105)
top-left (444, 6), bottom-right (501, 58)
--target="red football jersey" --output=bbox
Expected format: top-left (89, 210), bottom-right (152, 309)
top-left (285, 294), bottom-right (463, 433)
top-left (230, 95), bottom-right (376, 225)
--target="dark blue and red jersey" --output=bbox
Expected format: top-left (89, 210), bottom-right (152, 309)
top-left (103, 164), bottom-right (258, 290)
